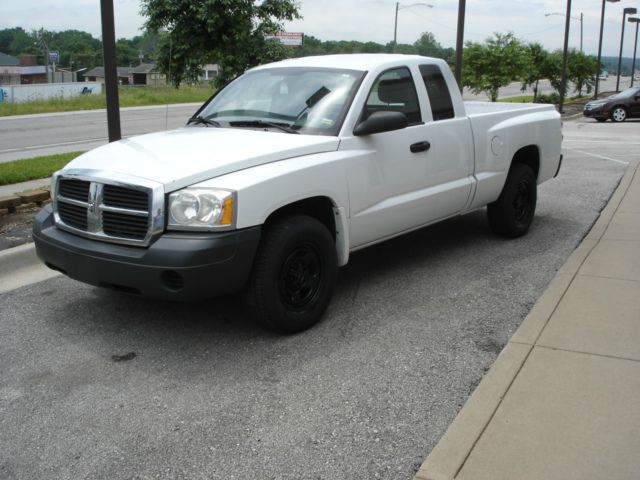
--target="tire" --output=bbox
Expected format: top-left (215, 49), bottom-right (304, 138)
top-left (596, 118), bottom-right (607, 123)
top-left (249, 214), bottom-right (337, 334)
top-left (487, 163), bottom-right (537, 238)
top-left (611, 106), bottom-right (627, 122)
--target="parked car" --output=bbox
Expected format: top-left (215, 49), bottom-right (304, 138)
top-left (583, 87), bottom-right (640, 122)
top-left (33, 54), bottom-right (562, 333)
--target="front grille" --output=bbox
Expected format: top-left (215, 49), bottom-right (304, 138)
top-left (54, 175), bottom-right (161, 246)
top-left (59, 179), bottom-right (90, 202)
top-left (102, 211), bottom-right (148, 239)
top-left (58, 201), bottom-right (88, 229)
top-left (103, 184), bottom-right (149, 210)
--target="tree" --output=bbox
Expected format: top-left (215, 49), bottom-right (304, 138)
top-left (462, 32), bottom-right (530, 102)
top-left (413, 31), bottom-right (453, 60)
top-left (567, 50), bottom-right (597, 96)
top-left (141, 0), bottom-right (301, 86)
top-left (541, 50), bottom-right (565, 98)
top-left (520, 42), bottom-right (548, 101)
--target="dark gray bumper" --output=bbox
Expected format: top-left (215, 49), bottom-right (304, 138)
top-left (33, 205), bottom-right (261, 300)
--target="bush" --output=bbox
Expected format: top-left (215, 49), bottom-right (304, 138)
top-left (534, 93), bottom-right (560, 104)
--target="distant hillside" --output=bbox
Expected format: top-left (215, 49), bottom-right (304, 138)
top-left (600, 56), bottom-right (637, 75)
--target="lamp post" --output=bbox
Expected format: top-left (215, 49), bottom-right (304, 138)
top-left (545, 11), bottom-right (584, 52)
top-left (595, 0), bottom-right (621, 99)
top-left (559, 0), bottom-right (572, 114)
top-left (616, 7), bottom-right (638, 92)
top-left (393, 2), bottom-right (433, 53)
top-left (629, 17), bottom-right (640, 87)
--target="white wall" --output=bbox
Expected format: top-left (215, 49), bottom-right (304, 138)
top-left (0, 82), bottom-right (102, 104)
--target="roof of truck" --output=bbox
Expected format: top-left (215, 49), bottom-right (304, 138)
top-left (250, 54), bottom-right (441, 72)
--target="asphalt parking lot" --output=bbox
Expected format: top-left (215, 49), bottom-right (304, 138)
top-left (0, 117), bottom-right (635, 480)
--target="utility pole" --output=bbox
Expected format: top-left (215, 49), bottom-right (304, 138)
top-left (454, 0), bottom-right (466, 92)
top-left (559, 0), bottom-right (572, 114)
top-left (100, 0), bottom-right (121, 142)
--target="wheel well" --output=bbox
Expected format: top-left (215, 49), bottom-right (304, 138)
top-left (265, 197), bottom-right (336, 240)
top-left (511, 145), bottom-right (540, 178)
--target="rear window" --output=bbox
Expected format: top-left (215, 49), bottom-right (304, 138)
top-left (419, 65), bottom-right (455, 121)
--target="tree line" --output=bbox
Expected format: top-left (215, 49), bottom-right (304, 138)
top-left (0, 27), bottom-right (160, 71)
top-left (0, 9), bottom-right (611, 104)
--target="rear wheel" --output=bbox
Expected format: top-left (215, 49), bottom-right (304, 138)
top-left (611, 106), bottom-right (627, 122)
top-left (487, 163), bottom-right (537, 238)
top-left (249, 214), bottom-right (337, 333)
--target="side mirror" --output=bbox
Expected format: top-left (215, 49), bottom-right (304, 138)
top-left (353, 111), bottom-right (408, 136)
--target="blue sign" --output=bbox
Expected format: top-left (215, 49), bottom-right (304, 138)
top-left (48, 50), bottom-right (59, 63)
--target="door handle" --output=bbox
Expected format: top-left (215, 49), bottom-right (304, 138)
top-left (410, 141), bottom-right (431, 153)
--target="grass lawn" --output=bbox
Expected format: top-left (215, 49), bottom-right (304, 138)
top-left (0, 86), bottom-right (214, 117)
top-left (0, 152), bottom-right (83, 186)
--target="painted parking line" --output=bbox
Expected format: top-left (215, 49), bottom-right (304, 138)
top-left (563, 147), bottom-right (629, 165)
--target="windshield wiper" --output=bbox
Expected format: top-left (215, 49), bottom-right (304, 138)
top-left (187, 115), bottom-right (222, 128)
top-left (230, 120), bottom-right (299, 134)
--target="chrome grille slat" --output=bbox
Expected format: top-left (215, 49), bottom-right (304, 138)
top-left (53, 174), bottom-right (162, 247)
top-left (99, 205), bottom-right (149, 217)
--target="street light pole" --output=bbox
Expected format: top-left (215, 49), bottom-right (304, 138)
top-left (629, 17), bottom-right (640, 87)
top-left (393, 2), bottom-right (433, 53)
top-left (544, 12), bottom-right (583, 52)
top-left (559, 0), bottom-right (572, 114)
top-left (616, 7), bottom-right (638, 92)
top-left (454, 0), bottom-right (466, 92)
top-left (580, 12), bottom-right (584, 52)
top-left (595, 0), bottom-right (620, 98)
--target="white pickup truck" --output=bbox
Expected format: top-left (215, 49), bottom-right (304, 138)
top-left (34, 54), bottom-right (562, 333)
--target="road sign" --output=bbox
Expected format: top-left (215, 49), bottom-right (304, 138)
top-left (48, 50), bottom-right (60, 63)
top-left (265, 32), bottom-right (304, 47)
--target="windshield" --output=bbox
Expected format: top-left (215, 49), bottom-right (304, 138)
top-left (610, 87), bottom-right (640, 99)
top-left (197, 67), bottom-right (365, 136)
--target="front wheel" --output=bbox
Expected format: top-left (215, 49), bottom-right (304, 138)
top-left (249, 214), bottom-right (337, 333)
top-left (611, 106), bottom-right (627, 122)
top-left (487, 163), bottom-right (537, 238)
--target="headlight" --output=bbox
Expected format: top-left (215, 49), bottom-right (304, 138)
top-left (167, 188), bottom-right (235, 231)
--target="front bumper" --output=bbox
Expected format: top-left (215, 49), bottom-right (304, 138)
top-left (33, 205), bottom-right (261, 301)
top-left (583, 107), bottom-right (607, 119)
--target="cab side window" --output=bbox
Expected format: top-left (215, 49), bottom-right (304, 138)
top-left (419, 64), bottom-right (455, 121)
top-left (363, 67), bottom-right (422, 125)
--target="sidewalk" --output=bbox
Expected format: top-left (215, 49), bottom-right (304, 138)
top-left (416, 159), bottom-right (640, 480)
top-left (0, 177), bottom-right (51, 198)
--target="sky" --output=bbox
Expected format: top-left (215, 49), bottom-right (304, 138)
top-left (3, 0), bottom-right (639, 58)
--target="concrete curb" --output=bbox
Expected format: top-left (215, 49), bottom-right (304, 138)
top-left (414, 159), bottom-right (640, 480)
top-left (0, 242), bottom-right (60, 294)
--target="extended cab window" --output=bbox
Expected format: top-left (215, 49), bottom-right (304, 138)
top-left (419, 64), bottom-right (455, 121)
top-left (363, 68), bottom-right (422, 124)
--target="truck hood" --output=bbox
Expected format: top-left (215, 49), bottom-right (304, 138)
top-left (65, 127), bottom-right (340, 192)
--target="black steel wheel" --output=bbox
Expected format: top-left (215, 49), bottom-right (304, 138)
top-left (249, 214), bottom-right (337, 333)
top-left (487, 163), bottom-right (537, 238)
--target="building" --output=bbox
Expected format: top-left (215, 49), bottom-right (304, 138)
top-left (83, 63), bottom-right (219, 86)
top-left (83, 64), bottom-right (166, 86)
top-left (0, 52), bottom-right (46, 85)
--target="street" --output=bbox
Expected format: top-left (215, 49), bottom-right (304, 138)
top-left (0, 75), bottom-right (630, 163)
top-left (0, 119), bottom-right (634, 479)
